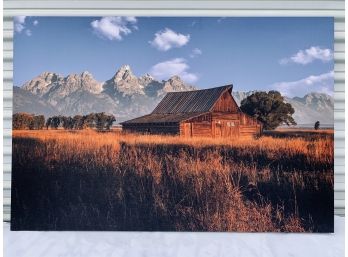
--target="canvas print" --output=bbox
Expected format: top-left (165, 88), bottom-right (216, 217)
top-left (12, 17), bottom-right (334, 232)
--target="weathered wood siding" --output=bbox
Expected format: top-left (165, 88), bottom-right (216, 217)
top-left (192, 122), bottom-right (212, 137)
top-left (211, 113), bottom-right (261, 138)
top-left (178, 107), bottom-right (262, 138)
top-left (180, 113), bottom-right (213, 137)
top-left (239, 125), bottom-right (261, 138)
top-left (240, 113), bottom-right (259, 126)
top-left (211, 90), bottom-right (239, 113)
top-left (211, 113), bottom-right (239, 120)
top-left (238, 113), bottom-right (262, 137)
top-left (180, 122), bottom-right (213, 137)
top-left (213, 120), bottom-right (240, 138)
top-left (123, 123), bottom-right (180, 135)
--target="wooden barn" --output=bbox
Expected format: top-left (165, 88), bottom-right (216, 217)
top-left (121, 85), bottom-right (262, 138)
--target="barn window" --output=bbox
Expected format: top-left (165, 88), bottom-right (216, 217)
top-left (227, 121), bottom-right (235, 127)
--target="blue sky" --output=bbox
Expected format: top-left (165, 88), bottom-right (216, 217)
top-left (14, 17), bottom-right (333, 97)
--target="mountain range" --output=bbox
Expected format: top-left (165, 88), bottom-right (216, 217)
top-left (14, 65), bottom-right (334, 125)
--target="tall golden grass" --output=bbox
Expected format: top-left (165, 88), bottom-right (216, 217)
top-left (11, 129), bottom-right (333, 232)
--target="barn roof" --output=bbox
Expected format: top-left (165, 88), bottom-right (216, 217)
top-left (152, 85), bottom-right (232, 114)
top-left (121, 84), bottom-right (233, 125)
top-left (120, 112), bottom-right (208, 124)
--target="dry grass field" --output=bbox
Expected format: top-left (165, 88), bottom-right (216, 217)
top-left (11, 129), bottom-right (334, 232)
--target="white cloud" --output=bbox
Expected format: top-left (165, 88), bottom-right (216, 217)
top-left (190, 21), bottom-right (197, 27)
top-left (189, 48), bottom-right (202, 58)
top-left (271, 71), bottom-right (334, 97)
top-left (14, 16), bottom-right (35, 36)
top-left (33, 20), bottom-right (39, 26)
top-left (91, 16), bottom-right (137, 41)
top-left (280, 46), bottom-right (333, 65)
top-left (217, 17), bottom-right (226, 23)
top-left (14, 16), bottom-right (26, 33)
top-left (150, 58), bottom-right (198, 84)
top-left (149, 28), bottom-right (190, 51)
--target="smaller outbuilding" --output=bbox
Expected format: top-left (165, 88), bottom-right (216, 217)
top-left (121, 85), bottom-right (262, 138)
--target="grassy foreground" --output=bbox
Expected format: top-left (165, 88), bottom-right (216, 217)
top-left (11, 129), bottom-right (334, 232)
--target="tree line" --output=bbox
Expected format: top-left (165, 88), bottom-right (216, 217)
top-left (13, 112), bottom-right (116, 131)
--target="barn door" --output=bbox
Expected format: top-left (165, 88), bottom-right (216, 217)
top-left (215, 121), bottom-right (222, 137)
top-left (227, 121), bottom-right (239, 137)
top-left (184, 123), bottom-right (192, 137)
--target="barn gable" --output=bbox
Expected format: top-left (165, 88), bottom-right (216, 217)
top-left (211, 88), bottom-right (240, 113)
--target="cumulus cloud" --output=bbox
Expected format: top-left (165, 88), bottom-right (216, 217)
top-left (280, 46), bottom-right (333, 65)
top-left (271, 71), bottom-right (334, 97)
top-left (33, 20), bottom-right (39, 26)
top-left (14, 16), bottom-right (27, 33)
top-left (189, 48), bottom-right (202, 58)
top-left (14, 16), bottom-right (36, 36)
top-left (91, 16), bottom-right (137, 41)
top-left (150, 58), bottom-right (198, 84)
top-left (149, 28), bottom-right (190, 51)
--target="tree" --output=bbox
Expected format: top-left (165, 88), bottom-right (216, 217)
top-left (13, 113), bottom-right (34, 130)
top-left (95, 113), bottom-right (106, 131)
top-left (13, 113), bottom-right (45, 130)
top-left (72, 115), bottom-right (84, 130)
top-left (314, 121), bottom-right (320, 130)
top-left (94, 113), bottom-right (116, 131)
top-left (84, 113), bottom-right (96, 129)
top-left (45, 113), bottom-right (116, 131)
top-left (61, 116), bottom-right (74, 130)
top-left (106, 115), bottom-right (116, 130)
top-left (240, 91), bottom-right (296, 130)
top-left (32, 115), bottom-right (45, 130)
top-left (46, 117), bottom-right (52, 130)
top-left (50, 116), bottom-right (63, 129)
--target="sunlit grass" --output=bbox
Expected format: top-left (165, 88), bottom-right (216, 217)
top-left (12, 129), bottom-right (334, 232)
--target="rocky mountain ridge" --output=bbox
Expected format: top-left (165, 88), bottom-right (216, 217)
top-left (15, 65), bottom-right (333, 125)
top-left (16, 65), bottom-right (196, 121)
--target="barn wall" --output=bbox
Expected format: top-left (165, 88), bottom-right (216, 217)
top-left (212, 112), bottom-right (239, 138)
top-left (180, 121), bottom-right (212, 137)
top-left (211, 113), bottom-right (239, 120)
top-left (239, 113), bottom-right (260, 126)
top-left (123, 123), bottom-right (180, 135)
top-left (213, 120), bottom-right (240, 138)
top-left (239, 125), bottom-right (262, 138)
top-left (192, 122), bottom-right (212, 137)
top-left (238, 113), bottom-right (262, 137)
top-left (211, 90), bottom-right (239, 113)
top-left (213, 122), bottom-right (261, 138)
top-left (180, 113), bottom-right (213, 137)
top-left (211, 112), bottom-right (262, 138)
